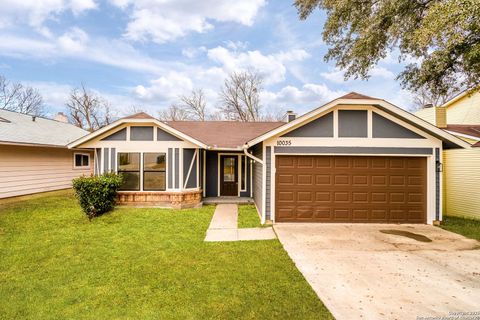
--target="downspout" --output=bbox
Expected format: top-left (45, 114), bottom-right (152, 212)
top-left (242, 144), bottom-right (263, 164)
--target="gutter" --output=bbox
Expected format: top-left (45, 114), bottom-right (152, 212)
top-left (242, 144), bottom-right (263, 165)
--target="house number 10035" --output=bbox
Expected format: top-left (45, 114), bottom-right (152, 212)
top-left (276, 140), bottom-right (291, 146)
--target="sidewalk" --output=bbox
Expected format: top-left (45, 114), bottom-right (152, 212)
top-left (204, 204), bottom-right (276, 242)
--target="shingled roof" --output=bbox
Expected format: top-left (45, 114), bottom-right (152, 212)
top-left (0, 109), bottom-right (89, 147)
top-left (166, 121), bottom-right (284, 149)
top-left (338, 92), bottom-right (378, 100)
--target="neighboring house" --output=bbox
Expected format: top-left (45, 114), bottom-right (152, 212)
top-left (70, 92), bottom-right (468, 225)
top-left (0, 109), bottom-right (92, 199)
top-left (415, 89), bottom-right (480, 220)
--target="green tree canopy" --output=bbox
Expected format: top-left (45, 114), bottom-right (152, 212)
top-left (294, 0), bottom-right (480, 96)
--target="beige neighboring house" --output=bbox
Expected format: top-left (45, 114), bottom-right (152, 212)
top-left (0, 109), bottom-right (92, 199)
top-left (415, 89), bottom-right (480, 219)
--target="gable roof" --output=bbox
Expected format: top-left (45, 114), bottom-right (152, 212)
top-left (246, 94), bottom-right (471, 149)
top-left (166, 121), bottom-right (284, 149)
top-left (123, 112), bottom-right (156, 120)
top-left (0, 109), bottom-right (89, 147)
top-left (68, 114), bottom-right (210, 149)
top-left (338, 92), bottom-right (377, 100)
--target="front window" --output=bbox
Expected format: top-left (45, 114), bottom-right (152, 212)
top-left (74, 153), bottom-right (90, 169)
top-left (143, 153), bottom-right (166, 191)
top-left (118, 153), bottom-right (140, 191)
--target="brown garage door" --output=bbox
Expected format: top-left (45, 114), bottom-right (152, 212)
top-left (275, 156), bottom-right (427, 223)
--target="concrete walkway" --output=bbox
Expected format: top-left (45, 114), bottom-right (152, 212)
top-left (204, 204), bottom-right (276, 242)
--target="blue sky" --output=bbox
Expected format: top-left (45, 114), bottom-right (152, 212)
top-left (0, 0), bottom-right (414, 118)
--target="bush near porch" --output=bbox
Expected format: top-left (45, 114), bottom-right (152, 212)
top-left (0, 190), bottom-right (332, 319)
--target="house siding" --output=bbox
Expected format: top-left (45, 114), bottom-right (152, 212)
top-left (446, 91), bottom-right (480, 124)
top-left (251, 143), bottom-right (263, 215)
top-left (205, 151), bottom-right (218, 197)
top-left (0, 145), bottom-right (93, 198)
top-left (443, 148), bottom-right (480, 219)
top-left (183, 148), bottom-right (197, 189)
top-left (265, 146), bottom-right (271, 220)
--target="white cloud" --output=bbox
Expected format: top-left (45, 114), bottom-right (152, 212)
top-left (0, 30), bottom-right (176, 75)
top-left (134, 71), bottom-right (193, 101)
top-left (57, 27), bottom-right (89, 54)
top-left (321, 66), bottom-right (395, 84)
top-left (370, 66), bottom-right (395, 79)
top-left (0, 0), bottom-right (96, 33)
top-left (261, 83), bottom-right (345, 114)
top-left (181, 46), bottom-right (207, 59)
top-left (111, 0), bottom-right (266, 43)
top-left (207, 46), bottom-right (310, 84)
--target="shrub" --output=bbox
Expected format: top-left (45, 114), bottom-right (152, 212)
top-left (72, 173), bottom-right (123, 220)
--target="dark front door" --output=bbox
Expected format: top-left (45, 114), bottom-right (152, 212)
top-left (220, 155), bottom-right (238, 196)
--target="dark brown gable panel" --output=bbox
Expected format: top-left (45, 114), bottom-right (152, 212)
top-left (372, 112), bottom-right (426, 139)
top-left (282, 112), bottom-right (333, 137)
top-left (101, 128), bottom-right (127, 141)
top-left (130, 126), bottom-right (153, 141)
top-left (157, 127), bottom-right (182, 141)
top-left (338, 110), bottom-right (368, 137)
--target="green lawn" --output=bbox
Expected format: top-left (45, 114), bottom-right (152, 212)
top-left (440, 215), bottom-right (480, 241)
top-left (0, 191), bottom-right (331, 319)
top-left (237, 205), bottom-right (265, 228)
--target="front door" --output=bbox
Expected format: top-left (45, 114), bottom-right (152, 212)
top-left (220, 155), bottom-right (238, 196)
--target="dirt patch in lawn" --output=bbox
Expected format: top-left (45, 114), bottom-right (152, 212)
top-left (380, 229), bottom-right (432, 242)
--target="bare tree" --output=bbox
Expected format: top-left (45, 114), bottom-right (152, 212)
top-left (412, 83), bottom-right (459, 110)
top-left (261, 107), bottom-right (287, 122)
top-left (219, 70), bottom-right (262, 122)
top-left (66, 84), bottom-right (115, 132)
top-left (0, 75), bottom-right (44, 116)
top-left (124, 105), bottom-right (146, 116)
top-left (179, 89), bottom-right (207, 121)
top-left (158, 104), bottom-right (191, 121)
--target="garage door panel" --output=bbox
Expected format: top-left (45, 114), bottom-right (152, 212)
top-left (353, 192), bottom-right (368, 203)
top-left (297, 191), bottom-right (313, 202)
top-left (315, 174), bottom-right (331, 185)
top-left (315, 208), bottom-right (332, 220)
top-left (275, 156), bottom-right (426, 223)
top-left (315, 157), bottom-right (332, 168)
top-left (352, 209), bottom-right (368, 220)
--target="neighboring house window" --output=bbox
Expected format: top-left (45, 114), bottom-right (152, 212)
top-left (74, 153), bottom-right (90, 169)
top-left (240, 155), bottom-right (246, 191)
top-left (143, 153), bottom-right (166, 191)
top-left (118, 153), bottom-right (140, 191)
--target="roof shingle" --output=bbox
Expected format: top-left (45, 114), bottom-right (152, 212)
top-left (0, 109), bottom-right (89, 147)
top-left (166, 121), bottom-right (284, 148)
top-left (446, 124), bottom-right (480, 139)
top-left (338, 92), bottom-right (378, 100)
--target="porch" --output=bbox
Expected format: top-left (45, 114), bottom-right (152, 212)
top-left (203, 196), bottom-right (254, 205)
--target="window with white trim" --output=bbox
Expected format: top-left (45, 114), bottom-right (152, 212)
top-left (118, 153), bottom-right (140, 191)
top-left (143, 153), bottom-right (166, 191)
top-left (74, 153), bottom-right (90, 169)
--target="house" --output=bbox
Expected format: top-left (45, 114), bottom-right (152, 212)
top-left (0, 109), bottom-right (92, 199)
top-left (69, 92), bottom-right (469, 224)
top-left (415, 89), bottom-right (480, 220)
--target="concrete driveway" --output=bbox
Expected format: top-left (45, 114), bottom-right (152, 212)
top-left (274, 224), bottom-right (480, 320)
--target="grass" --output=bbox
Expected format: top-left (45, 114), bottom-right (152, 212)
top-left (0, 190), bottom-right (332, 320)
top-left (440, 215), bottom-right (480, 241)
top-left (237, 205), bottom-right (265, 228)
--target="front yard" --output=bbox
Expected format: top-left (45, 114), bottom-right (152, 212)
top-left (0, 191), bottom-right (331, 319)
